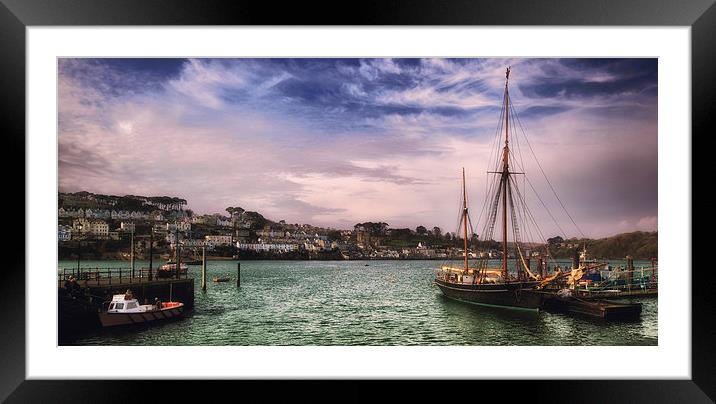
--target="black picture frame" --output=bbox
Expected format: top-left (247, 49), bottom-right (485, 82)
top-left (2, 0), bottom-right (713, 402)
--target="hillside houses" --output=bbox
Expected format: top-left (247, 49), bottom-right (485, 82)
top-left (59, 207), bottom-right (159, 220)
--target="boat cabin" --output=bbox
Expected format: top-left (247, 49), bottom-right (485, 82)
top-left (107, 293), bottom-right (156, 313)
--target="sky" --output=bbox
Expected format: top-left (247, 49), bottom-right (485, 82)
top-left (58, 58), bottom-right (658, 239)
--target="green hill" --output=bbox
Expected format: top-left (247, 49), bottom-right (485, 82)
top-left (548, 231), bottom-right (657, 260)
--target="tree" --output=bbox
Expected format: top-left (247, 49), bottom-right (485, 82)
top-left (432, 226), bottom-right (442, 238)
top-left (547, 236), bottom-right (564, 245)
top-left (226, 207), bottom-right (246, 222)
top-left (327, 230), bottom-right (342, 241)
top-left (416, 226), bottom-right (428, 235)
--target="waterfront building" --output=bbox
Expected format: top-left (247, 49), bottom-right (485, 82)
top-left (205, 234), bottom-right (233, 245)
top-left (58, 225), bottom-right (72, 241)
top-left (166, 221), bottom-right (191, 232)
top-left (89, 220), bottom-right (109, 238)
top-left (120, 222), bottom-right (135, 232)
top-left (216, 217), bottom-right (232, 227)
top-left (72, 218), bottom-right (91, 234)
top-left (237, 242), bottom-right (299, 253)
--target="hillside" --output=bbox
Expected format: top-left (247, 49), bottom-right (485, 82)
top-left (548, 231), bottom-right (658, 260)
top-left (59, 191), bottom-right (187, 213)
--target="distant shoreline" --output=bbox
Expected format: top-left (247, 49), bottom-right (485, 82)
top-left (59, 256), bottom-right (654, 263)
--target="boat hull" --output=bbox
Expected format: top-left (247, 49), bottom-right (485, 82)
top-left (99, 305), bottom-right (184, 327)
top-left (435, 279), bottom-right (543, 311)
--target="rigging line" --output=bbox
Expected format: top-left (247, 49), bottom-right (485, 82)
top-left (485, 176), bottom-right (503, 240)
top-left (508, 101), bottom-right (528, 177)
top-left (513, 184), bottom-right (556, 267)
top-left (511, 100), bottom-right (586, 238)
top-left (475, 171), bottom-right (499, 235)
top-left (476, 87), bottom-right (509, 236)
top-left (507, 150), bottom-right (537, 246)
top-left (523, 173), bottom-right (569, 242)
top-left (508, 180), bottom-right (537, 280)
top-left (476, 94), bottom-right (505, 236)
top-left (510, 172), bottom-right (531, 243)
top-left (483, 90), bottom-right (506, 193)
top-left (482, 187), bottom-right (499, 243)
top-left (479, 173), bottom-right (500, 236)
top-left (510, 175), bottom-right (558, 265)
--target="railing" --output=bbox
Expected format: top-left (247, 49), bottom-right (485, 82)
top-left (575, 266), bottom-right (658, 292)
top-left (58, 266), bottom-right (189, 286)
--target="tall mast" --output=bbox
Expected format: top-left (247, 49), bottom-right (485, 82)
top-left (462, 167), bottom-right (469, 272)
top-left (502, 67), bottom-right (511, 281)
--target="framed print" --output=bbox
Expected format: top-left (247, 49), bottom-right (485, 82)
top-left (3, 0), bottom-right (714, 402)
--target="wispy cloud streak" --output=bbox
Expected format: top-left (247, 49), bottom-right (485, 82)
top-left (58, 58), bottom-right (657, 237)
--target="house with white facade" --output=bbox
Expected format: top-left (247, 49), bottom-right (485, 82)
top-left (205, 235), bottom-right (233, 245)
top-left (58, 225), bottom-right (72, 241)
top-left (237, 242), bottom-right (299, 253)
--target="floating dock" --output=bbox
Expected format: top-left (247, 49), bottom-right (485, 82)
top-left (528, 290), bottom-right (643, 320)
top-left (574, 288), bottom-right (657, 300)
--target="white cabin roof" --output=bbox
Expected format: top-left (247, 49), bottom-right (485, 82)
top-left (111, 294), bottom-right (136, 302)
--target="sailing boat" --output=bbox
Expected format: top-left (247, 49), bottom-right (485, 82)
top-left (434, 67), bottom-right (543, 311)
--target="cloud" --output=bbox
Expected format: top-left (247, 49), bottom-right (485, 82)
top-left (58, 58), bottom-right (657, 237)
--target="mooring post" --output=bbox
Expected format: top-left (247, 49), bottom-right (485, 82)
top-left (130, 229), bottom-right (135, 279)
top-left (148, 230), bottom-right (154, 281)
top-left (201, 246), bottom-right (207, 292)
top-left (626, 255), bottom-right (634, 291)
top-left (176, 228), bottom-right (181, 280)
top-left (76, 239), bottom-right (81, 279)
top-left (237, 262), bottom-right (241, 288)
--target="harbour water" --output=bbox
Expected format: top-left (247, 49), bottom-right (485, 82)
top-left (59, 259), bottom-right (657, 346)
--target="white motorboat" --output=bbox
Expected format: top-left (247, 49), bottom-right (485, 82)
top-left (99, 291), bottom-right (184, 327)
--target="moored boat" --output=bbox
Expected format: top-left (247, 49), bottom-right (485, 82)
top-left (434, 67), bottom-right (566, 311)
top-left (433, 167), bottom-right (543, 311)
top-left (159, 261), bottom-right (189, 272)
top-left (99, 291), bottom-right (184, 327)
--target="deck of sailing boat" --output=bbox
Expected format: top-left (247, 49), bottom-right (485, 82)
top-left (433, 67), bottom-right (644, 318)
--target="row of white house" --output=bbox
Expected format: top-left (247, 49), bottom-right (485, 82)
top-left (59, 207), bottom-right (165, 221)
top-left (236, 242), bottom-right (299, 252)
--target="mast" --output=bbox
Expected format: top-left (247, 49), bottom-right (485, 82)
top-left (462, 168), bottom-right (469, 272)
top-left (501, 67), bottom-right (511, 281)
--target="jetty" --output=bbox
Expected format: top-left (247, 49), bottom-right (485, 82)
top-left (529, 290), bottom-right (643, 320)
top-left (58, 267), bottom-right (194, 341)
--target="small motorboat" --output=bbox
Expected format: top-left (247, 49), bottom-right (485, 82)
top-left (213, 276), bottom-right (230, 283)
top-left (159, 261), bottom-right (189, 272)
top-left (157, 261), bottom-right (189, 278)
top-left (99, 291), bottom-right (184, 327)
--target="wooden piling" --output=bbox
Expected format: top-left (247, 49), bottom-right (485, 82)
top-left (626, 255), bottom-right (634, 291)
top-left (201, 246), bottom-right (207, 291)
top-left (130, 229), bottom-right (135, 278)
top-left (237, 262), bottom-right (241, 288)
top-left (148, 230), bottom-right (154, 281)
top-left (176, 227), bottom-right (181, 280)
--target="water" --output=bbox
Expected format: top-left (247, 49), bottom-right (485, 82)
top-left (60, 260), bottom-right (657, 346)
